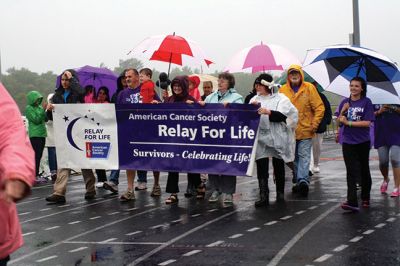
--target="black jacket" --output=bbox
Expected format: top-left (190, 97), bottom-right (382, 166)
top-left (316, 92), bottom-right (332, 133)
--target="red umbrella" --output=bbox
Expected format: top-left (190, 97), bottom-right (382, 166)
top-left (128, 33), bottom-right (213, 76)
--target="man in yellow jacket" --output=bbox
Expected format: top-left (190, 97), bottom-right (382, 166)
top-left (279, 65), bottom-right (325, 197)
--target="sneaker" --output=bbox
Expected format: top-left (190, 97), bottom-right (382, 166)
top-left (341, 201), bottom-right (359, 212)
top-left (120, 190), bottom-right (135, 201)
top-left (35, 176), bottom-right (48, 185)
top-left (292, 184), bottom-right (300, 193)
top-left (362, 200), bottom-right (370, 208)
top-left (390, 188), bottom-right (400, 197)
top-left (45, 194), bottom-right (66, 204)
top-left (84, 191), bottom-right (96, 200)
top-left (223, 193), bottom-right (233, 203)
top-left (103, 181), bottom-right (118, 193)
top-left (95, 182), bottom-right (104, 188)
top-left (312, 166), bottom-right (320, 173)
top-left (208, 191), bottom-right (221, 202)
top-left (380, 180), bottom-right (389, 194)
top-left (299, 182), bottom-right (309, 197)
top-left (151, 185), bottom-right (161, 197)
top-left (135, 182), bottom-right (147, 191)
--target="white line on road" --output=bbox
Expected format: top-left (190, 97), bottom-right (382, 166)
top-left (363, 229), bottom-right (375, 235)
top-left (308, 206), bottom-right (318, 210)
top-left (333, 244), bottom-right (349, 252)
top-left (375, 223), bottom-right (386, 228)
top-left (58, 204), bottom-right (71, 208)
top-left (68, 221), bottom-right (81, 225)
top-left (229, 234), bottom-right (243, 239)
top-left (182, 250), bottom-right (202, 257)
top-left (386, 217), bottom-right (396, 222)
top-left (151, 224), bottom-right (166, 229)
top-left (208, 209), bottom-right (218, 212)
top-left (158, 259), bottom-right (176, 266)
top-left (101, 238), bottom-right (117, 243)
top-left (18, 212), bottom-right (31, 216)
top-left (349, 236), bottom-right (363, 242)
top-left (280, 215), bottom-right (292, 220)
top-left (36, 255), bottom-right (58, 262)
top-left (247, 227), bottom-right (260, 232)
top-left (171, 219), bottom-right (182, 223)
top-left (22, 232), bottom-right (36, 236)
top-left (191, 214), bottom-right (201, 217)
top-left (206, 240), bottom-right (224, 247)
top-left (65, 241), bottom-right (164, 245)
top-left (295, 210), bottom-right (306, 215)
top-left (126, 231), bottom-right (142, 236)
top-left (89, 216), bottom-right (101, 220)
top-left (267, 205), bottom-right (337, 266)
top-left (145, 204), bottom-right (155, 207)
top-left (314, 254), bottom-right (333, 262)
top-left (108, 211), bottom-right (120, 215)
top-left (68, 246), bottom-right (88, 253)
top-left (319, 202), bottom-right (328, 206)
top-left (44, 226), bottom-right (60, 231)
top-left (40, 208), bottom-right (52, 212)
top-left (264, 221), bottom-right (278, 226)
top-left (125, 207), bottom-right (138, 211)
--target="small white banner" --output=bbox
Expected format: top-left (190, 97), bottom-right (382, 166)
top-left (53, 104), bottom-right (119, 169)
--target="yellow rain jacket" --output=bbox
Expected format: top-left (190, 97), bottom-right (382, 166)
top-left (279, 65), bottom-right (325, 140)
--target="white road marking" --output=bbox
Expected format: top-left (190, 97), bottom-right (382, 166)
top-left (314, 254), bottom-right (333, 262)
top-left (333, 244), bottom-right (349, 252)
top-left (126, 231), bottom-right (142, 236)
top-left (101, 238), bottom-right (118, 243)
top-left (208, 209), bottom-right (218, 212)
top-left (36, 255), bottom-right (58, 262)
top-left (229, 234), bottom-right (243, 239)
top-left (363, 229), bottom-right (375, 235)
top-left (247, 227), bottom-right (260, 232)
top-left (182, 250), bottom-right (202, 257)
top-left (108, 211), bottom-right (120, 215)
top-left (171, 219), bottom-right (182, 223)
top-left (22, 232), bottom-right (36, 236)
top-left (58, 204), bottom-right (71, 208)
top-left (89, 216), bottom-right (101, 220)
top-left (44, 226), bottom-right (60, 231)
top-left (125, 207), bottom-right (138, 211)
top-left (151, 224), bottom-right (166, 229)
top-left (158, 259), bottom-right (176, 266)
top-left (145, 204), bottom-right (155, 207)
top-left (19, 212), bottom-right (32, 216)
top-left (295, 210), bottom-right (306, 215)
top-left (267, 205), bottom-right (337, 266)
top-left (349, 236), bottom-right (363, 242)
top-left (68, 221), bottom-right (81, 225)
top-left (375, 223), bottom-right (386, 228)
top-left (386, 217), bottom-right (396, 222)
top-left (68, 246), bottom-right (88, 253)
top-left (280, 215), bottom-right (292, 220)
top-left (319, 202), bottom-right (328, 206)
top-left (265, 221), bottom-right (278, 226)
top-left (308, 206), bottom-right (318, 210)
top-left (66, 241), bottom-right (164, 245)
top-left (40, 208), bottom-right (52, 212)
top-left (191, 214), bottom-right (201, 217)
top-left (206, 240), bottom-right (224, 247)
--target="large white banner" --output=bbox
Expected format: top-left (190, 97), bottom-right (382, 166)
top-left (53, 104), bottom-right (119, 169)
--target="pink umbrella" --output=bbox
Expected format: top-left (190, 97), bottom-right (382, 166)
top-left (224, 42), bottom-right (301, 73)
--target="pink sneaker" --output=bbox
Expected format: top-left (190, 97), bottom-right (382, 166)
top-left (380, 180), bottom-right (389, 194)
top-left (390, 188), bottom-right (400, 198)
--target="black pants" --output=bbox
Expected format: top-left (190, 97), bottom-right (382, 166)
top-left (0, 255), bottom-right (9, 266)
top-left (343, 141), bottom-right (372, 206)
top-left (166, 173), bottom-right (201, 194)
top-left (256, 157), bottom-right (285, 193)
top-left (30, 137), bottom-right (45, 177)
top-left (95, 169), bottom-right (107, 182)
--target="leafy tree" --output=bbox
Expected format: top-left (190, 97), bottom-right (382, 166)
top-left (113, 58), bottom-right (143, 75)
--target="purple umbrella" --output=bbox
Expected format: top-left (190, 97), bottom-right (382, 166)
top-left (56, 65), bottom-right (118, 96)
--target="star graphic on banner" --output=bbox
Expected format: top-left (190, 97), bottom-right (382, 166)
top-left (91, 118), bottom-right (95, 122)
top-left (63, 115), bottom-right (69, 122)
top-left (84, 115), bottom-right (88, 119)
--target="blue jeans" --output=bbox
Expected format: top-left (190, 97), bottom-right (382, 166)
top-left (137, 170), bottom-right (147, 183)
top-left (109, 170), bottom-right (120, 185)
top-left (295, 138), bottom-right (312, 185)
top-left (47, 147), bottom-right (57, 174)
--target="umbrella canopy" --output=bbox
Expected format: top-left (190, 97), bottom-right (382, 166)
top-left (56, 65), bottom-right (118, 97)
top-left (303, 44), bottom-right (400, 104)
top-left (224, 42), bottom-right (301, 73)
top-left (128, 34), bottom-right (213, 76)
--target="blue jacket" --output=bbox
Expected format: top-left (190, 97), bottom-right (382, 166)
top-left (204, 88), bottom-right (243, 104)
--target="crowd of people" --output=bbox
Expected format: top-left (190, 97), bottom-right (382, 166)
top-left (21, 65), bottom-right (400, 213)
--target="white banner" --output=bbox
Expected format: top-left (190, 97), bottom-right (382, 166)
top-left (53, 104), bottom-right (119, 169)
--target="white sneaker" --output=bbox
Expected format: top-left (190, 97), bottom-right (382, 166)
top-left (95, 182), bottom-right (104, 188)
top-left (313, 166), bottom-right (320, 173)
top-left (208, 191), bottom-right (221, 202)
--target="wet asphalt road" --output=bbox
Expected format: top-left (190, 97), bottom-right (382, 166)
top-left (10, 139), bottom-right (400, 265)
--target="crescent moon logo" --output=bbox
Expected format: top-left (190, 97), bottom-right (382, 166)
top-left (67, 117), bottom-right (83, 151)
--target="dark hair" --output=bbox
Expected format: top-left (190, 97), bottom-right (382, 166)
top-left (125, 68), bottom-right (139, 76)
top-left (85, 85), bottom-right (95, 94)
top-left (97, 86), bottom-right (110, 102)
top-left (203, 81), bottom-right (213, 88)
top-left (254, 73), bottom-right (273, 93)
top-left (140, 68), bottom-right (152, 78)
top-left (218, 72), bottom-right (235, 88)
top-left (350, 76), bottom-right (367, 97)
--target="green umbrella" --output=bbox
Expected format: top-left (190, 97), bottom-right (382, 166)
top-left (275, 71), bottom-right (324, 92)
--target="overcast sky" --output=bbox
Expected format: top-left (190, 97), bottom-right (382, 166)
top-left (1, 0), bottom-right (399, 75)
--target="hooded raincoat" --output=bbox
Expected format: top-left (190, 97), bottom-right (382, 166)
top-left (204, 88), bottom-right (243, 104)
top-left (279, 65), bottom-right (325, 140)
top-left (25, 91), bottom-right (47, 138)
top-left (0, 83), bottom-right (35, 260)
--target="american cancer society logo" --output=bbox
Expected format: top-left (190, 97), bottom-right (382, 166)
top-left (63, 109), bottom-right (111, 159)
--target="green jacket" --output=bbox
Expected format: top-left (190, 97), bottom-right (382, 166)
top-left (25, 91), bottom-right (47, 138)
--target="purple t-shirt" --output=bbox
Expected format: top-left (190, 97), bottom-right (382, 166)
top-left (336, 97), bottom-right (374, 145)
top-left (373, 104), bottom-right (400, 148)
top-left (117, 87), bottom-right (141, 104)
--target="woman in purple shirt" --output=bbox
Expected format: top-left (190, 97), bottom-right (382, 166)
top-left (337, 77), bottom-right (374, 212)
top-left (374, 104), bottom-right (400, 197)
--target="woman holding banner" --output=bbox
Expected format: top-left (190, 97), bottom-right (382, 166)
top-left (249, 74), bottom-right (298, 206)
top-left (201, 72), bottom-right (244, 204)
